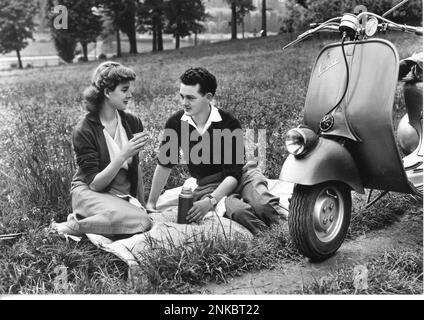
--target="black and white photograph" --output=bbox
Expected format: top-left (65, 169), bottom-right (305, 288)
top-left (0, 0), bottom-right (422, 302)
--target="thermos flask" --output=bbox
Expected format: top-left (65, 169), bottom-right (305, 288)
top-left (177, 187), bottom-right (193, 224)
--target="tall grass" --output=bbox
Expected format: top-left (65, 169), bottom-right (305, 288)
top-left (301, 249), bottom-right (423, 295)
top-left (0, 33), bottom-right (422, 294)
top-left (130, 223), bottom-right (301, 294)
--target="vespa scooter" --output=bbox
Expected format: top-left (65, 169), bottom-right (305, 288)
top-left (280, 3), bottom-right (423, 261)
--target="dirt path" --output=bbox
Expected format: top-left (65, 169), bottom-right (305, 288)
top-left (202, 213), bottom-right (423, 294)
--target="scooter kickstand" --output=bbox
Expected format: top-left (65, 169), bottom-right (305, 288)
top-left (365, 190), bottom-right (389, 208)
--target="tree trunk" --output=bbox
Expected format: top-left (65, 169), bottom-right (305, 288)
top-left (175, 33), bottom-right (180, 49)
top-left (194, 32), bottom-right (198, 46)
top-left (231, 1), bottom-right (237, 40)
top-left (116, 28), bottom-right (122, 58)
top-left (175, 18), bottom-right (181, 49)
top-left (16, 50), bottom-right (23, 69)
top-left (152, 23), bottom-right (157, 52)
top-left (262, 0), bottom-right (267, 37)
top-left (127, 29), bottom-right (138, 54)
top-left (158, 18), bottom-right (163, 51)
top-left (81, 42), bottom-right (88, 61)
top-left (242, 19), bottom-right (245, 39)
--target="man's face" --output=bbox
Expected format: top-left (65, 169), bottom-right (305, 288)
top-left (179, 83), bottom-right (211, 118)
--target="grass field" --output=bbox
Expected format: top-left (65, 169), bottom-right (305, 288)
top-left (0, 32), bottom-right (422, 294)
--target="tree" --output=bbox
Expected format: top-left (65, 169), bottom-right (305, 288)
top-left (280, 0), bottom-right (308, 39)
top-left (47, 0), bottom-right (103, 62)
top-left (137, 0), bottom-right (166, 52)
top-left (164, 0), bottom-right (207, 49)
top-left (99, 0), bottom-right (138, 55)
top-left (226, 0), bottom-right (255, 39)
top-left (236, 0), bottom-right (255, 39)
top-left (0, 0), bottom-right (38, 69)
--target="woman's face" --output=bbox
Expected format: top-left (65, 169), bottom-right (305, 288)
top-left (106, 81), bottom-right (133, 111)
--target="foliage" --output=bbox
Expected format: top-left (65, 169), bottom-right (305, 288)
top-left (280, 0), bottom-right (309, 33)
top-left (47, 0), bottom-right (103, 62)
top-left (0, 0), bottom-right (38, 68)
top-left (133, 223), bottom-right (301, 293)
top-left (235, 0), bottom-right (256, 25)
top-left (51, 34), bottom-right (77, 63)
top-left (98, 0), bottom-right (138, 54)
top-left (136, 0), bottom-right (166, 51)
top-left (356, 0), bottom-right (423, 24)
top-left (303, 0), bottom-right (423, 25)
top-left (164, 0), bottom-right (208, 49)
top-left (301, 249), bottom-right (423, 294)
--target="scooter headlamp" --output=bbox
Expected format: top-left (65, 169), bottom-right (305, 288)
top-left (285, 127), bottom-right (318, 157)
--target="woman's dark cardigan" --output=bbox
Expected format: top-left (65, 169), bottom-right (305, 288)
top-left (71, 110), bottom-right (144, 202)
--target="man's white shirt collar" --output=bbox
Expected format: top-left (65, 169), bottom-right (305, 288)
top-left (181, 105), bottom-right (222, 135)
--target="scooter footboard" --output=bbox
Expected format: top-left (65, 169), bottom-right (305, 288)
top-left (280, 138), bottom-right (364, 194)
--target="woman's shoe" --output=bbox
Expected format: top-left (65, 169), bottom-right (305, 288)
top-left (52, 221), bottom-right (84, 237)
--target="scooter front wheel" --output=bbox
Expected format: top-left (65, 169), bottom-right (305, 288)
top-left (289, 181), bottom-right (351, 262)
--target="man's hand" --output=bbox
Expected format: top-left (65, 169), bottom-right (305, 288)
top-left (145, 201), bottom-right (160, 213)
top-left (186, 198), bottom-right (213, 223)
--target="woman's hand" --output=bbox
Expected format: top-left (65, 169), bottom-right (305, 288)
top-left (121, 132), bottom-right (149, 160)
top-left (186, 198), bottom-right (213, 223)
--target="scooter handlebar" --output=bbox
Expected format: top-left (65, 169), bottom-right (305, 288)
top-left (282, 14), bottom-right (421, 50)
top-left (383, 23), bottom-right (423, 36)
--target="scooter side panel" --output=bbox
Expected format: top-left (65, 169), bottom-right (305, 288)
top-left (279, 138), bottom-right (364, 194)
top-left (345, 40), bottom-right (413, 193)
top-left (303, 39), bottom-right (414, 193)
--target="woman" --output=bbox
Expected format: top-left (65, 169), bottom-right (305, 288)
top-left (55, 61), bottom-right (152, 237)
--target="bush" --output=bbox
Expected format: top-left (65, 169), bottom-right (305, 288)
top-left (52, 35), bottom-right (77, 63)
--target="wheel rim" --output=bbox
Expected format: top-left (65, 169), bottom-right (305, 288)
top-left (312, 186), bottom-right (345, 243)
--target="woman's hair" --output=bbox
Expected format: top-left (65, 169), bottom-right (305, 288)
top-left (83, 61), bottom-right (136, 113)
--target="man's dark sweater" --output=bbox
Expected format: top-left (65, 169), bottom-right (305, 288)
top-left (157, 107), bottom-right (245, 184)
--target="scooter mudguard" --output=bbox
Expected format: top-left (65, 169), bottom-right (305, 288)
top-left (280, 137), bottom-right (364, 194)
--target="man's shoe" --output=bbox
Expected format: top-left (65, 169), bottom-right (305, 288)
top-left (274, 204), bottom-right (289, 220)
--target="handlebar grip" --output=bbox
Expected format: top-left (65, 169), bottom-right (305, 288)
top-left (416, 27), bottom-right (423, 35)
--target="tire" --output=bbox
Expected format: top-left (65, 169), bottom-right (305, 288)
top-left (288, 181), bottom-right (352, 262)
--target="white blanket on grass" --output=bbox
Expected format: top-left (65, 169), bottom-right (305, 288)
top-left (72, 178), bottom-right (293, 266)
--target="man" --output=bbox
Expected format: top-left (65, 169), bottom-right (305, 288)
top-left (146, 67), bottom-right (286, 235)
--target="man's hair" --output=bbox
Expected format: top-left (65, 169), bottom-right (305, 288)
top-left (180, 67), bottom-right (217, 96)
